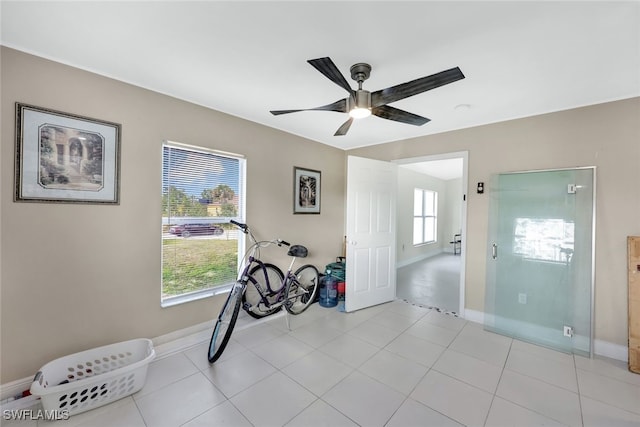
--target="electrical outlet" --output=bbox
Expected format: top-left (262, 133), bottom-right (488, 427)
top-left (563, 326), bottom-right (574, 337)
top-left (518, 293), bottom-right (527, 304)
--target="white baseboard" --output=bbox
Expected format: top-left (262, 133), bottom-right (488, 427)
top-left (0, 311), bottom-right (289, 405)
top-left (594, 338), bottom-right (629, 362)
top-left (462, 309), bottom-right (484, 324)
top-left (0, 321), bottom-right (215, 404)
top-left (0, 376), bottom-right (34, 404)
top-left (461, 309), bottom-right (627, 362)
top-left (151, 311), bottom-right (286, 360)
top-left (151, 320), bottom-right (213, 360)
top-left (396, 248), bottom-right (443, 269)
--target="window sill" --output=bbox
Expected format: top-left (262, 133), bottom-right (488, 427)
top-left (161, 283), bottom-right (233, 308)
top-left (413, 240), bottom-right (437, 247)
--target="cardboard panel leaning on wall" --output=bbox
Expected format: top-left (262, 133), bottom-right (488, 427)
top-left (347, 96), bottom-right (640, 350)
top-left (0, 47), bottom-right (346, 384)
top-left (629, 236), bottom-right (640, 373)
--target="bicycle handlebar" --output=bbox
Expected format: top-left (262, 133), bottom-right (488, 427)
top-left (231, 220), bottom-right (290, 247)
top-left (230, 219), bottom-right (248, 233)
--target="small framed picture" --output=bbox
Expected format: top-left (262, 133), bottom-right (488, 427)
top-left (14, 103), bottom-right (121, 204)
top-left (293, 166), bottom-right (320, 214)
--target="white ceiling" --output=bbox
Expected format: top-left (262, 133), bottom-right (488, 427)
top-left (1, 1), bottom-right (638, 151)
top-left (400, 158), bottom-right (464, 180)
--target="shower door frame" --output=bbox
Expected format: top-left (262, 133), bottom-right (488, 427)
top-left (486, 166), bottom-right (596, 357)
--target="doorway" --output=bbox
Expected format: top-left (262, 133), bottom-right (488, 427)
top-left (393, 152), bottom-right (468, 315)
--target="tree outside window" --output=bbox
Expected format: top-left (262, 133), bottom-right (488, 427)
top-left (161, 143), bottom-right (245, 305)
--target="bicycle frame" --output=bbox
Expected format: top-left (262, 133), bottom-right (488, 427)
top-left (231, 220), bottom-right (296, 313)
top-left (243, 256), bottom-right (282, 295)
top-left (242, 253), bottom-right (301, 313)
top-left (209, 221), bottom-right (318, 363)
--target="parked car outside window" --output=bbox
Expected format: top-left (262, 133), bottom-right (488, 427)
top-left (169, 223), bottom-right (224, 238)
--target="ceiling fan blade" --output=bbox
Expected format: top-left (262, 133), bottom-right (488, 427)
top-left (270, 98), bottom-right (347, 115)
top-left (334, 117), bottom-right (354, 136)
top-left (371, 67), bottom-right (465, 107)
top-left (372, 105), bottom-right (430, 126)
top-left (308, 57), bottom-right (354, 97)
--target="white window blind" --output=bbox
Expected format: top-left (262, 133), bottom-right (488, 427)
top-left (161, 142), bottom-right (245, 305)
top-left (413, 188), bottom-right (438, 245)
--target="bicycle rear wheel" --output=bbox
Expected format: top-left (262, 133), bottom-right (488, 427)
top-left (243, 263), bottom-right (284, 319)
top-left (285, 264), bottom-right (319, 315)
top-left (208, 283), bottom-right (242, 363)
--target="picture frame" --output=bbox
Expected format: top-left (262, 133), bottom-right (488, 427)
top-left (14, 103), bottom-right (121, 204)
top-left (293, 166), bottom-right (321, 214)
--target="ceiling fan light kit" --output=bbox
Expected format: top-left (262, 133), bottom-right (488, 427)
top-left (348, 91), bottom-right (371, 119)
top-left (270, 57), bottom-right (465, 136)
top-left (348, 62), bottom-right (372, 118)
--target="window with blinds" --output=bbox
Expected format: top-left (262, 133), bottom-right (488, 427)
top-left (413, 188), bottom-right (438, 245)
top-left (161, 141), bottom-right (245, 306)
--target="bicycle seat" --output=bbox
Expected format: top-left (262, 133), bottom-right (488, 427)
top-left (287, 245), bottom-right (308, 258)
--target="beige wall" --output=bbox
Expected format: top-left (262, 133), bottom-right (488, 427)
top-left (0, 48), bottom-right (346, 383)
top-left (445, 178), bottom-right (463, 243)
top-left (2, 46), bottom-right (638, 384)
top-left (348, 96), bottom-right (640, 351)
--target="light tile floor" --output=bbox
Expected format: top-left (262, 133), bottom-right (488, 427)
top-left (9, 301), bottom-right (640, 426)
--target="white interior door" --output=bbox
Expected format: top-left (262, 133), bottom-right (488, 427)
top-left (345, 156), bottom-right (397, 312)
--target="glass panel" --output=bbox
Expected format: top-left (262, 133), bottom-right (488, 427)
top-left (485, 169), bottom-right (593, 356)
top-left (424, 217), bottom-right (435, 242)
top-left (413, 188), bottom-right (423, 216)
top-left (424, 190), bottom-right (435, 216)
top-left (413, 218), bottom-right (423, 245)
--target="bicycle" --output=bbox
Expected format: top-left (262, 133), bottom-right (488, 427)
top-left (208, 220), bottom-right (320, 363)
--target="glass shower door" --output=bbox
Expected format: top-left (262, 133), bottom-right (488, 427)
top-left (485, 168), bottom-right (594, 356)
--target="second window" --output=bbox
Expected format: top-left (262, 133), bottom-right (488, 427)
top-left (413, 188), bottom-right (438, 245)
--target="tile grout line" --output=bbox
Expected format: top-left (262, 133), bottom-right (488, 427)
top-left (282, 302), bottom-right (426, 426)
top-left (481, 336), bottom-right (513, 427)
top-left (249, 314), bottom-right (362, 426)
top-left (573, 354), bottom-right (586, 427)
top-left (490, 340), bottom-right (584, 426)
top-left (572, 364), bottom-right (640, 418)
top-left (399, 312), bottom-right (473, 427)
top-left (358, 314), bottom-right (428, 426)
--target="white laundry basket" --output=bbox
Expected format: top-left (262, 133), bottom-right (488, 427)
top-left (30, 338), bottom-right (155, 417)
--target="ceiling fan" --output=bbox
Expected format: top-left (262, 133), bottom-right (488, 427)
top-left (270, 57), bottom-right (465, 136)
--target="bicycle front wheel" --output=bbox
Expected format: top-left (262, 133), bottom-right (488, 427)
top-left (285, 264), bottom-right (319, 315)
top-left (208, 283), bottom-right (242, 363)
top-left (243, 263), bottom-right (284, 319)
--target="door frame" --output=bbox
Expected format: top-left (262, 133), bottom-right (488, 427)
top-left (393, 151), bottom-right (469, 316)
